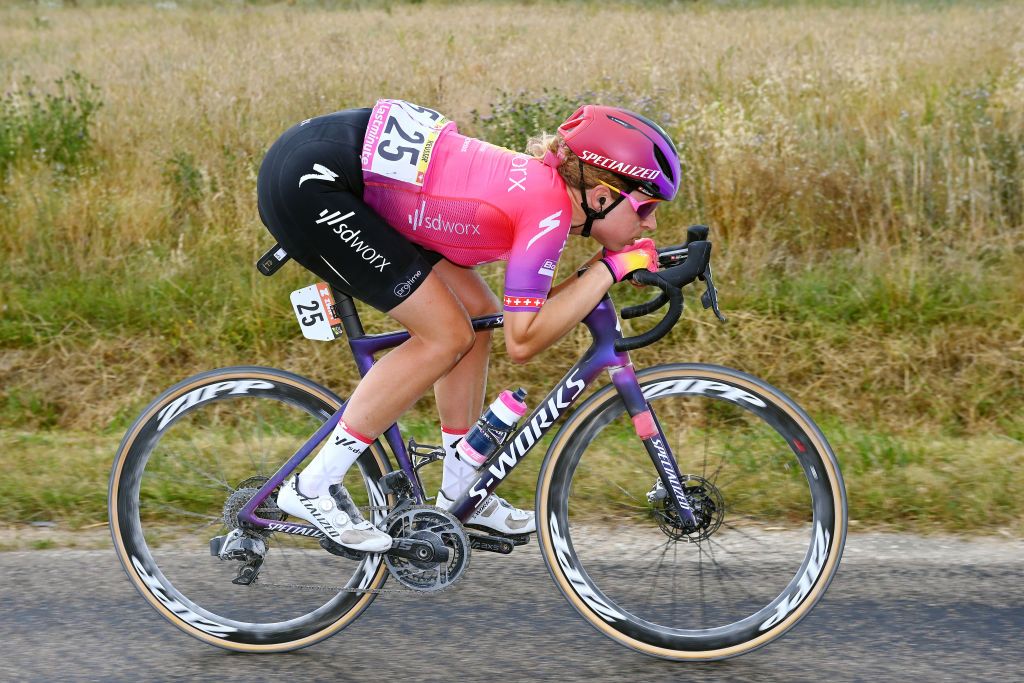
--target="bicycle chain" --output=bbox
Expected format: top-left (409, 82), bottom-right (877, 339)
top-left (252, 504), bottom-right (458, 595)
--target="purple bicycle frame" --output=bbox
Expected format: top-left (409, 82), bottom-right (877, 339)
top-left (239, 294), bottom-right (697, 532)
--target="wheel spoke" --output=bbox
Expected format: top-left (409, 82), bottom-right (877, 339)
top-left (553, 372), bottom-right (843, 656)
top-left (112, 374), bottom-right (388, 647)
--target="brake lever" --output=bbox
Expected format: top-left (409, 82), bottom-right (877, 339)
top-left (699, 262), bottom-right (727, 322)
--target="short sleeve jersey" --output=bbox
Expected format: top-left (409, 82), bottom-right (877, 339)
top-left (359, 99), bottom-right (572, 312)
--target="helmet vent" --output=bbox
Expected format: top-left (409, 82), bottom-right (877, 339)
top-left (607, 114), bottom-right (637, 130)
top-left (653, 145), bottom-right (674, 182)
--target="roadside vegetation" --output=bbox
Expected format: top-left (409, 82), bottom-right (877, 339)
top-left (0, 0), bottom-right (1020, 535)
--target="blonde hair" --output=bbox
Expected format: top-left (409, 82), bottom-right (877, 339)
top-left (526, 132), bottom-right (631, 191)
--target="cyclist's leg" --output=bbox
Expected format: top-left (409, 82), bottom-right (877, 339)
top-left (257, 118), bottom-right (475, 545)
top-left (428, 259), bottom-right (501, 430)
top-left (424, 260), bottom-right (535, 533)
top-left (340, 274), bottom-right (475, 436)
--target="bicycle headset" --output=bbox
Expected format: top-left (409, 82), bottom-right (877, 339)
top-left (557, 105), bottom-right (682, 237)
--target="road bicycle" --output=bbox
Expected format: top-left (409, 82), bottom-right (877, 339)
top-left (109, 226), bottom-right (847, 660)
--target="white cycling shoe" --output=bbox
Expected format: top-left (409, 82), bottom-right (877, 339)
top-left (435, 490), bottom-right (536, 535)
top-left (277, 476), bottom-right (392, 553)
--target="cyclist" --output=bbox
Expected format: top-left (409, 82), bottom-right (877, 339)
top-left (257, 100), bottom-right (681, 551)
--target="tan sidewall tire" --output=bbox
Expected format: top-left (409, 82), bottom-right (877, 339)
top-left (536, 363), bottom-right (847, 661)
top-left (108, 367), bottom-right (391, 652)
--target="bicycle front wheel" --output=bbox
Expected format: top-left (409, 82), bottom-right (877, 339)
top-left (109, 366), bottom-right (391, 652)
top-left (537, 363), bottom-right (847, 660)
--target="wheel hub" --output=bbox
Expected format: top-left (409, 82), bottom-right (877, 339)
top-left (648, 475), bottom-right (725, 543)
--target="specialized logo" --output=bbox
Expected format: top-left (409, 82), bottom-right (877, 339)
top-left (507, 153), bottom-right (529, 192)
top-left (538, 259), bottom-right (558, 277)
top-left (317, 211), bottom-right (392, 272)
top-left (157, 380), bottom-right (274, 431)
top-left (549, 514), bottom-right (625, 622)
top-left (469, 369), bottom-right (586, 503)
top-left (393, 270), bottom-right (423, 298)
top-left (132, 555), bottom-right (237, 638)
top-left (580, 150), bottom-right (660, 181)
top-left (266, 521), bottom-right (323, 538)
top-left (759, 523), bottom-right (831, 631)
top-left (650, 437), bottom-right (693, 514)
top-left (298, 163), bottom-right (339, 188)
top-left (526, 210), bottom-right (563, 252)
top-left (408, 200), bottom-right (481, 235)
top-left (642, 379), bottom-right (767, 408)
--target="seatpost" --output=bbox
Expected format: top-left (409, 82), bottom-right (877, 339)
top-left (333, 292), bottom-right (365, 339)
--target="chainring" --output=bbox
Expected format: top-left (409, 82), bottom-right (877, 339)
top-left (382, 505), bottom-right (470, 593)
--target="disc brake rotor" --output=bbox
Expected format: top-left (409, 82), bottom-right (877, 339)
top-left (648, 475), bottom-right (725, 543)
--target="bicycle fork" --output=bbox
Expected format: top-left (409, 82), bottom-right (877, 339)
top-left (610, 364), bottom-right (699, 529)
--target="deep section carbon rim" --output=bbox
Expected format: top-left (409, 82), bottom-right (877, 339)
top-left (539, 364), bottom-right (846, 660)
top-left (109, 367), bottom-right (389, 651)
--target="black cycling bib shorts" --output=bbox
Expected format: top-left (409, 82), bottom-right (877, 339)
top-left (257, 108), bottom-right (441, 313)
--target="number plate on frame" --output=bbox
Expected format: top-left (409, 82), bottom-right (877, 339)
top-left (290, 282), bottom-right (343, 341)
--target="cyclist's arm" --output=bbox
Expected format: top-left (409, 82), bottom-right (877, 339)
top-left (503, 264), bottom-right (613, 364)
top-left (546, 250), bottom-right (603, 299)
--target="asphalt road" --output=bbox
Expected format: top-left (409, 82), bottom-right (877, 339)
top-left (1, 531), bottom-right (1021, 683)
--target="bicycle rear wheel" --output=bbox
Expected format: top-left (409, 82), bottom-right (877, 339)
top-left (537, 363), bottom-right (846, 660)
top-left (109, 366), bottom-right (390, 652)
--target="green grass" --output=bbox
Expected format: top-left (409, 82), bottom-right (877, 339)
top-left (1, 0), bottom-right (1022, 536)
top-left (3, 419), bottom-right (1020, 535)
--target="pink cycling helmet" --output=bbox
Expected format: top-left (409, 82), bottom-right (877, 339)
top-left (558, 105), bottom-right (681, 202)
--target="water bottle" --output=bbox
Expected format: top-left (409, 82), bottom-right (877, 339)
top-left (456, 388), bottom-right (528, 468)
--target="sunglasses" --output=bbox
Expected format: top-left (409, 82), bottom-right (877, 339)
top-left (596, 179), bottom-right (663, 219)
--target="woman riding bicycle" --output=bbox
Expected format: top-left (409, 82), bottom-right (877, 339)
top-left (256, 100), bottom-right (681, 552)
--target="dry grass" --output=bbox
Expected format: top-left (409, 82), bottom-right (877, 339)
top-left (0, 2), bottom-right (1022, 530)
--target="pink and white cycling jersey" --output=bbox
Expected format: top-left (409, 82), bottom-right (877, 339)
top-left (360, 99), bottom-right (572, 312)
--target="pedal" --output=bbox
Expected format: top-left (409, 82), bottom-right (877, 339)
top-left (505, 533), bottom-right (530, 547)
top-left (320, 536), bottom-right (366, 561)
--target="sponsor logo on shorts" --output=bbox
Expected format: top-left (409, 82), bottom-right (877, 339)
top-left (538, 259), bottom-right (558, 277)
top-left (394, 270), bottom-right (423, 298)
top-left (299, 163), bottom-right (339, 188)
top-left (316, 210), bottom-right (392, 272)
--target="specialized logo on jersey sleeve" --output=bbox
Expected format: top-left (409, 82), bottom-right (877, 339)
top-left (526, 210), bottom-right (563, 252)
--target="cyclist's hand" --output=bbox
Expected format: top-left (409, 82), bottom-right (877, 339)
top-left (600, 238), bottom-right (658, 283)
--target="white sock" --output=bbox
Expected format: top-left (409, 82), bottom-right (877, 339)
top-left (298, 419), bottom-right (372, 498)
top-left (440, 427), bottom-right (477, 500)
